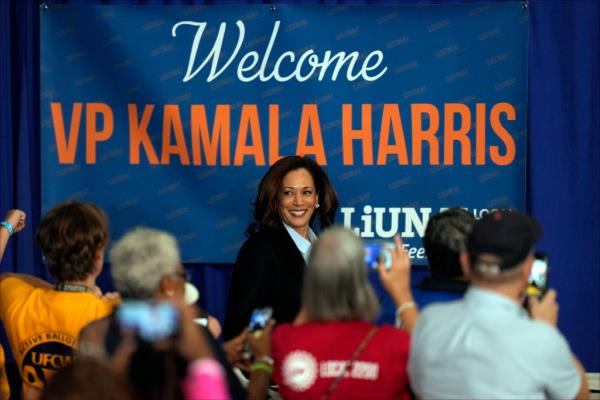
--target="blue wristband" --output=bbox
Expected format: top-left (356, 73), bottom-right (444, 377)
top-left (1, 221), bottom-right (14, 235)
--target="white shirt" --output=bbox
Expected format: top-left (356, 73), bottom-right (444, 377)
top-left (409, 287), bottom-right (581, 399)
top-left (283, 223), bottom-right (317, 263)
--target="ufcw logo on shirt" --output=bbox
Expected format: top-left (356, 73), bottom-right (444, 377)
top-left (18, 332), bottom-right (77, 389)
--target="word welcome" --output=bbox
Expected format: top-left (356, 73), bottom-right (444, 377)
top-left (49, 102), bottom-right (516, 167)
top-left (172, 20), bottom-right (387, 83)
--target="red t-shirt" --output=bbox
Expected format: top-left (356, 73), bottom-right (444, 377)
top-left (272, 320), bottom-right (411, 400)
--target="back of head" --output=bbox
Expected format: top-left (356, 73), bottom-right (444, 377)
top-left (110, 227), bottom-right (180, 299)
top-left (36, 201), bottom-right (108, 283)
top-left (303, 226), bottom-right (378, 321)
top-left (467, 210), bottom-right (541, 283)
top-left (247, 155), bottom-right (339, 236)
top-left (41, 359), bottom-right (131, 400)
top-left (423, 207), bottom-right (476, 279)
top-left (128, 341), bottom-right (184, 400)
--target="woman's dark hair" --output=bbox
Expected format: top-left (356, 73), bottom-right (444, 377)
top-left (40, 359), bottom-right (132, 400)
top-left (246, 156), bottom-right (339, 236)
top-left (36, 200), bottom-right (109, 282)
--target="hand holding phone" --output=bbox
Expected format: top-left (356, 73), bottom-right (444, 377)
top-left (375, 235), bottom-right (412, 298)
top-left (248, 307), bottom-right (273, 332)
top-left (528, 288), bottom-right (558, 326)
top-left (525, 252), bottom-right (549, 298)
top-left (116, 300), bottom-right (180, 342)
top-left (247, 319), bottom-right (275, 361)
top-left (364, 242), bottom-right (395, 270)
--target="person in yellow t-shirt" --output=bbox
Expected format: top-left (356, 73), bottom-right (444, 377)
top-left (0, 201), bottom-right (119, 400)
top-left (1, 208), bottom-right (27, 400)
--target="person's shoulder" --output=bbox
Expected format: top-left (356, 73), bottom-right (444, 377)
top-left (83, 293), bottom-right (119, 315)
top-left (271, 322), bottom-right (298, 346)
top-left (272, 321), bottom-right (329, 340)
top-left (0, 274), bottom-right (31, 288)
top-left (273, 322), bottom-right (297, 335)
top-left (420, 297), bottom-right (463, 319)
top-left (378, 324), bottom-right (410, 343)
top-left (520, 318), bottom-right (568, 346)
top-left (238, 225), bottom-right (290, 259)
top-left (0, 274), bottom-right (35, 302)
top-left (411, 299), bottom-right (464, 336)
top-left (251, 225), bottom-right (286, 241)
top-left (240, 226), bottom-right (279, 248)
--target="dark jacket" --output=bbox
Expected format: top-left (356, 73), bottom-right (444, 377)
top-left (223, 224), bottom-right (306, 341)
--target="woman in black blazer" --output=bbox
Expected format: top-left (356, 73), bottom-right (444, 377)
top-left (223, 156), bottom-right (338, 341)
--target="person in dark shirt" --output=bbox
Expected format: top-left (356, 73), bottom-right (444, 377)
top-left (379, 207), bottom-right (475, 325)
top-left (223, 156), bottom-right (339, 341)
top-left (414, 207), bottom-right (476, 306)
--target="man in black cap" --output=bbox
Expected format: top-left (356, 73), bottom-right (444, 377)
top-left (408, 210), bottom-right (589, 399)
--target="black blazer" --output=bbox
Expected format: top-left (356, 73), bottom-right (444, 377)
top-left (223, 224), bottom-right (306, 341)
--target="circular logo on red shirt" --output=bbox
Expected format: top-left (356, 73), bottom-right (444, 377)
top-left (282, 350), bottom-right (318, 392)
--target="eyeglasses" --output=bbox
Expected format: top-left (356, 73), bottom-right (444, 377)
top-left (172, 270), bottom-right (191, 282)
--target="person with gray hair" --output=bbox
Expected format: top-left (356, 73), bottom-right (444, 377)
top-left (269, 226), bottom-right (418, 400)
top-left (110, 227), bottom-right (184, 300)
top-left (79, 227), bottom-right (253, 400)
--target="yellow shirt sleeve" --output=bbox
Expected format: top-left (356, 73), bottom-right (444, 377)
top-left (0, 276), bottom-right (34, 323)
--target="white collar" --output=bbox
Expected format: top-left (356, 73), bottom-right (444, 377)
top-left (283, 222), bottom-right (317, 263)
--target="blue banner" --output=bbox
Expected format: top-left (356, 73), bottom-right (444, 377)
top-left (41, 4), bottom-right (528, 263)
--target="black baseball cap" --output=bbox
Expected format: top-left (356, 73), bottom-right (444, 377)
top-left (467, 210), bottom-right (542, 271)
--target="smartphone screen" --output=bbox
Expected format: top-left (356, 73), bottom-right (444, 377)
top-left (525, 252), bottom-right (549, 298)
top-left (363, 242), bottom-right (394, 270)
top-left (248, 307), bottom-right (272, 332)
top-left (116, 301), bottom-right (180, 342)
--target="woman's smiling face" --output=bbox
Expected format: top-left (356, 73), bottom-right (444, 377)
top-left (278, 168), bottom-right (318, 238)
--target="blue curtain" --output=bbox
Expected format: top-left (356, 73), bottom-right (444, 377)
top-left (1, 0), bottom-right (598, 372)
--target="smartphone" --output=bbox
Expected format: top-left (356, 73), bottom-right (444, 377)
top-left (525, 252), bottom-right (549, 298)
top-left (248, 307), bottom-right (272, 332)
top-left (363, 242), bottom-right (394, 270)
top-left (116, 301), bottom-right (180, 342)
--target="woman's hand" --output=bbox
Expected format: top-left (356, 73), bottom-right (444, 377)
top-left (207, 315), bottom-right (222, 339)
top-left (222, 328), bottom-right (251, 371)
top-left (376, 235), bottom-right (419, 332)
top-left (376, 235), bottom-right (412, 302)
top-left (247, 319), bottom-right (275, 360)
top-left (4, 209), bottom-right (26, 233)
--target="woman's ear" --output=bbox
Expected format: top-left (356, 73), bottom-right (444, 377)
top-left (158, 276), bottom-right (176, 298)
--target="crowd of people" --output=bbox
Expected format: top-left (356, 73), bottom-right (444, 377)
top-left (0, 155), bottom-right (590, 399)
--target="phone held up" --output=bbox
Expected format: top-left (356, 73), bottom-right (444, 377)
top-left (116, 300), bottom-right (180, 342)
top-left (248, 307), bottom-right (273, 332)
top-left (525, 252), bottom-right (549, 299)
top-left (363, 242), bottom-right (395, 270)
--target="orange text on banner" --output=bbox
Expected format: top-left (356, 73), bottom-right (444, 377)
top-left (51, 102), bottom-right (516, 167)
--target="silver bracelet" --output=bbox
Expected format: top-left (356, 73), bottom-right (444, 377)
top-left (395, 301), bottom-right (417, 328)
